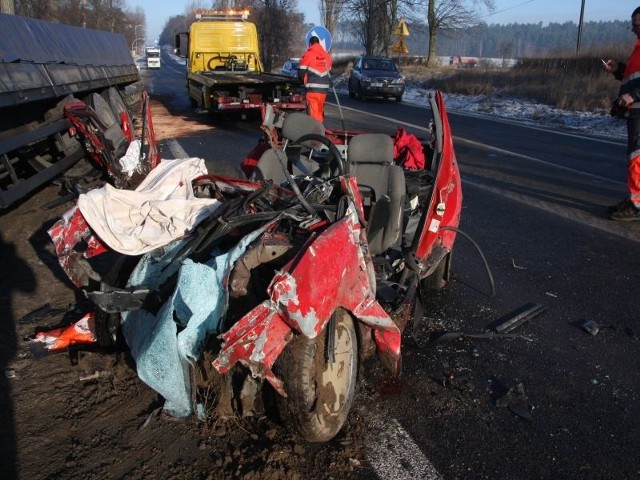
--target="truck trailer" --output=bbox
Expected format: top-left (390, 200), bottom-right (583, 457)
top-left (0, 13), bottom-right (141, 209)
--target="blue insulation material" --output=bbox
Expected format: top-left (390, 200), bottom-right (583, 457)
top-left (121, 225), bottom-right (270, 417)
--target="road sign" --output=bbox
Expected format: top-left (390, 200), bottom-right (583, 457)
top-left (393, 19), bottom-right (410, 36)
top-left (306, 26), bottom-right (332, 52)
top-left (391, 38), bottom-right (409, 54)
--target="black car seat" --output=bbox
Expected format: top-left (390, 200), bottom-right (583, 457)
top-left (348, 133), bottom-right (406, 256)
top-left (250, 112), bottom-right (325, 184)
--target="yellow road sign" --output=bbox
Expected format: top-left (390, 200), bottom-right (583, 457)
top-left (393, 19), bottom-right (410, 36)
top-left (391, 38), bottom-right (409, 54)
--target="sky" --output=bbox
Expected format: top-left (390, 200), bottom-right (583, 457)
top-left (137, 0), bottom-right (632, 45)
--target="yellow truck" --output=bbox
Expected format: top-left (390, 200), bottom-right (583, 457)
top-left (175, 10), bottom-right (305, 115)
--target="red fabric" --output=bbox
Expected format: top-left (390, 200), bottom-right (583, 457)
top-left (623, 39), bottom-right (640, 80)
top-left (241, 142), bottom-right (269, 179)
top-left (393, 128), bottom-right (425, 170)
top-left (305, 91), bottom-right (327, 122)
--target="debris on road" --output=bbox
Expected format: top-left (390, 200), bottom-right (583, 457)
top-left (581, 320), bottom-right (601, 336)
top-left (495, 382), bottom-right (533, 421)
top-left (29, 313), bottom-right (97, 354)
top-left (490, 303), bottom-right (547, 333)
top-left (511, 258), bottom-right (526, 270)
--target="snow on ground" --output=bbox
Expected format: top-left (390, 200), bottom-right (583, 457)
top-left (402, 87), bottom-right (627, 141)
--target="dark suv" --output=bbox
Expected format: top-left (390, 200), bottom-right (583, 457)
top-left (348, 56), bottom-right (405, 102)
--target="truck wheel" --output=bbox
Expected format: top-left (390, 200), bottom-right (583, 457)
top-left (274, 308), bottom-right (358, 442)
top-left (105, 87), bottom-right (133, 123)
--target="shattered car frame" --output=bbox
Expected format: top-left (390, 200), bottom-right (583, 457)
top-left (46, 90), bottom-right (462, 442)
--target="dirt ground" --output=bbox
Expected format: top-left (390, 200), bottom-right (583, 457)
top-left (0, 98), bottom-right (401, 480)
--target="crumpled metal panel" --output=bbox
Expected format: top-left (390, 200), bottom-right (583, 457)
top-left (212, 202), bottom-right (401, 395)
top-left (47, 206), bottom-right (108, 287)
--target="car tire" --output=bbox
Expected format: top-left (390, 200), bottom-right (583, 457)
top-left (273, 308), bottom-right (358, 442)
top-left (357, 84), bottom-right (366, 102)
top-left (396, 95), bottom-right (403, 102)
top-left (421, 251), bottom-right (452, 291)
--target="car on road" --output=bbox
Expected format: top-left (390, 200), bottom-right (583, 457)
top-left (281, 57), bottom-right (300, 77)
top-left (348, 56), bottom-right (405, 102)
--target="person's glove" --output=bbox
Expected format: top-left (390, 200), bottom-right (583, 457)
top-left (611, 93), bottom-right (635, 117)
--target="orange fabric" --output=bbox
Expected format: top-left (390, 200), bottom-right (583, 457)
top-left (299, 43), bottom-right (332, 91)
top-left (629, 154), bottom-right (640, 207)
top-left (305, 91), bottom-right (327, 122)
top-left (34, 313), bottom-right (97, 351)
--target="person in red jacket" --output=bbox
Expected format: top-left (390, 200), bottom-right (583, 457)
top-left (604, 6), bottom-right (640, 221)
top-left (298, 36), bottom-right (332, 122)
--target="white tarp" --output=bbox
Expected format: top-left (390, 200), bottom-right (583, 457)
top-left (78, 157), bottom-right (220, 255)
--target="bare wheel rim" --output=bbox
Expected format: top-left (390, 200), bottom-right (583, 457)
top-left (317, 310), bottom-right (357, 422)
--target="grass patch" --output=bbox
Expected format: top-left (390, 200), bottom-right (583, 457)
top-left (404, 52), bottom-right (628, 112)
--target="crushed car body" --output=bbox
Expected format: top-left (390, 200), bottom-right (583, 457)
top-left (44, 90), bottom-right (463, 441)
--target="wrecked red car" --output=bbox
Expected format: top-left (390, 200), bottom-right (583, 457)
top-left (45, 91), bottom-right (462, 442)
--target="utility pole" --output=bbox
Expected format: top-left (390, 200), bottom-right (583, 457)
top-left (576, 0), bottom-right (586, 54)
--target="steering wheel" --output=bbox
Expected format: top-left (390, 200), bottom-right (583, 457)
top-left (291, 133), bottom-right (347, 177)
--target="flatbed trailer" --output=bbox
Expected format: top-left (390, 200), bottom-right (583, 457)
top-left (176, 9), bottom-right (305, 116)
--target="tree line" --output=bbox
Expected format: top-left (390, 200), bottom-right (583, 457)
top-left (3, 0), bottom-right (633, 70)
top-left (7, 0), bottom-right (147, 54)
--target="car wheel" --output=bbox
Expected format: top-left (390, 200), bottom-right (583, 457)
top-left (396, 94), bottom-right (403, 102)
top-left (274, 308), bottom-right (358, 442)
top-left (348, 86), bottom-right (355, 99)
top-left (421, 251), bottom-right (452, 291)
top-left (357, 84), bottom-right (366, 101)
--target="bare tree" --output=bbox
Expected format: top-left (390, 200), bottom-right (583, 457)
top-left (241, 0), bottom-right (305, 71)
top-left (320, 0), bottom-right (347, 37)
top-left (420, 0), bottom-right (494, 66)
top-left (347, 0), bottom-right (399, 56)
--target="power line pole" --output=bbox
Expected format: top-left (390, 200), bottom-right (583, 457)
top-left (576, 0), bottom-right (586, 54)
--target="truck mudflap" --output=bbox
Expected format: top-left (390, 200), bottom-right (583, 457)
top-left (212, 204), bottom-right (402, 397)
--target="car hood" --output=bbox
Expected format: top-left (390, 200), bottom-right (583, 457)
top-left (362, 69), bottom-right (401, 78)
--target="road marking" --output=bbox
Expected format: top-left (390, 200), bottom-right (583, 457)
top-left (463, 178), bottom-right (640, 243)
top-left (365, 412), bottom-right (443, 479)
top-left (166, 138), bottom-right (189, 159)
top-left (328, 104), bottom-right (638, 241)
top-left (329, 104), bottom-right (625, 186)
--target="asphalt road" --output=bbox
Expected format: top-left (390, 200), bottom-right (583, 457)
top-left (143, 52), bottom-right (640, 479)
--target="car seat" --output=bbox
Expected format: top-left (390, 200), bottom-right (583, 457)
top-left (250, 112), bottom-right (325, 184)
top-left (348, 133), bottom-right (406, 256)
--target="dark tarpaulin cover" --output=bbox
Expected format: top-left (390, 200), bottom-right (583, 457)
top-left (0, 13), bottom-right (134, 67)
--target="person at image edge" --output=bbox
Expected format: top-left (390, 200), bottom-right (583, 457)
top-left (604, 5), bottom-right (640, 221)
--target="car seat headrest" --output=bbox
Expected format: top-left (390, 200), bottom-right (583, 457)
top-left (347, 133), bottom-right (394, 164)
top-left (282, 112), bottom-right (325, 148)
